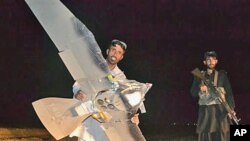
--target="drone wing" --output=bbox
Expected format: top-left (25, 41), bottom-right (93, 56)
top-left (25, 0), bottom-right (114, 140)
top-left (31, 97), bottom-right (92, 140)
top-left (25, 0), bottom-right (112, 97)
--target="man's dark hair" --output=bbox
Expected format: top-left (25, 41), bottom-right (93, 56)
top-left (204, 51), bottom-right (217, 60)
top-left (110, 39), bottom-right (127, 52)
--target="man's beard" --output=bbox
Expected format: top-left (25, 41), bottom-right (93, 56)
top-left (207, 64), bottom-right (216, 69)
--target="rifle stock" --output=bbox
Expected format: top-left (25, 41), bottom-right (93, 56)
top-left (191, 68), bottom-right (241, 125)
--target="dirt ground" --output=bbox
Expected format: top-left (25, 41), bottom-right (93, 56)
top-left (0, 127), bottom-right (197, 141)
top-left (0, 128), bottom-right (77, 141)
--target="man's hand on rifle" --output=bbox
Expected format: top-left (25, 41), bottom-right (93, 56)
top-left (228, 110), bottom-right (236, 119)
top-left (200, 84), bottom-right (208, 95)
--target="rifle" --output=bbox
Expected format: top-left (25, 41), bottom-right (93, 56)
top-left (191, 68), bottom-right (241, 125)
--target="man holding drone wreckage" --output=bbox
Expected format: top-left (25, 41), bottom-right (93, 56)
top-left (25, 0), bottom-right (152, 141)
top-left (71, 39), bottom-right (151, 141)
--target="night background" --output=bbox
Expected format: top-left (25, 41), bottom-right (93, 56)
top-left (1, 0), bottom-right (250, 137)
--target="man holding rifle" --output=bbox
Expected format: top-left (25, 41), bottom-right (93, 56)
top-left (190, 51), bottom-right (237, 141)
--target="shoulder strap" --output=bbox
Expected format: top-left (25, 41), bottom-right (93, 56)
top-left (214, 70), bottom-right (219, 86)
top-left (200, 71), bottom-right (205, 85)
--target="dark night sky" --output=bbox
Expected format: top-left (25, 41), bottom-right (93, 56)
top-left (1, 0), bottom-right (250, 131)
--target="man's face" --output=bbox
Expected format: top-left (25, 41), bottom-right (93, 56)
top-left (106, 44), bottom-right (125, 65)
top-left (203, 57), bottom-right (218, 69)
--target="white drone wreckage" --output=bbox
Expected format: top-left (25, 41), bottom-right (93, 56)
top-left (25, 0), bottom-right (152, 140)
